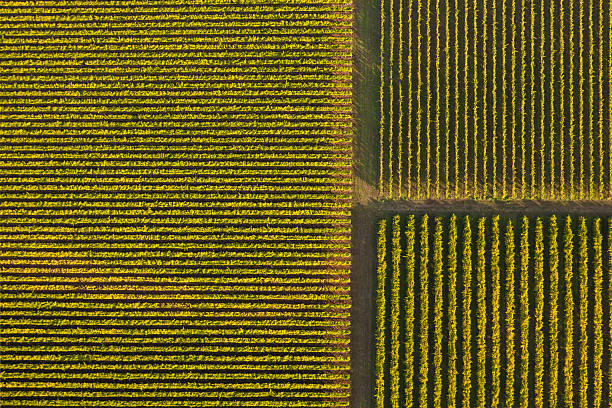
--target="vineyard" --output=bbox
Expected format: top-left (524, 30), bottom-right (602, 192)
top-left (379, 0), bottom-right (612, 199)
top-left (376, 214), bottom-right (612, 407)
top-left (3, 0), bottom-right (612, 407)
top-left (0, 1), bottom-right (352, 406)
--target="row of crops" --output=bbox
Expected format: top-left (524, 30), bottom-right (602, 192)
top-left (379, 0), bottom-right (611, 199)
top-left (376, 214), bottom-right (611, 407)
top-left (0, 1), bottom-right (352, 406)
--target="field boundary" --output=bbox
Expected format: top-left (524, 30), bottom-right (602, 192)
top-left (375, 199), bottom-right (612, 217)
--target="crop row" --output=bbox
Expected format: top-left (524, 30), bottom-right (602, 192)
top-left (377, 214), bottom-right (611, 407)
top-left (0, 223), bottom-right (349, 233)
top-left (0, 129), bottom-right (352, 137)
top-left (0, 74), bottom-right (352, 84)
top-left (0, 325), bottom-right (350, 335)
top-left (0, 400), bottom-right (350, 408)
top-left (2, 1), bottom-right (351, 9)
top-left (0, 272), bottom-right (349, 282)
top-left (380, 0), bottom-right (611, 199)
top-left (0, 149), bottom-right (351, 158)
top-left (0, 231), bottom-right (350, 239)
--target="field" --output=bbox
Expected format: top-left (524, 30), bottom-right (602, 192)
top-left (376, 214), bottom-right (611, 407)
top-left (379, 0), bottom-right (612, 199)
top-left (3, 1), bottom-right (612, 407)
top-left (0, 1), bottom-right (352, 406)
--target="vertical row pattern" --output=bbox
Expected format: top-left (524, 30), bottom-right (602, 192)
top-left (376, 215), bottom-right (610, 407)
top-left (379, 0), bottom-right (612, 199)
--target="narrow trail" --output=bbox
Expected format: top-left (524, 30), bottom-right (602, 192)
top-left (375, 199), bottom-right (612, 217)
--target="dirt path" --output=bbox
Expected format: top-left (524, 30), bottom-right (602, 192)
top-left (350, 202), bottom-right (378, 408)
top-left (376, 199), bottom-right (612, 217)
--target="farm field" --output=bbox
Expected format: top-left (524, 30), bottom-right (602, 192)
top-left (376, 214), bottom-right (611, 407)
top-left (0, 1), bottom-right (352, 406)
top-left (379, 0), bottom-right (612, 199)
top-left (3, 0), bottom-right (612, 407)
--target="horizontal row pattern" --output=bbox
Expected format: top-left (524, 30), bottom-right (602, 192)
top-left (0, 1), bottom-right (352, 406)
